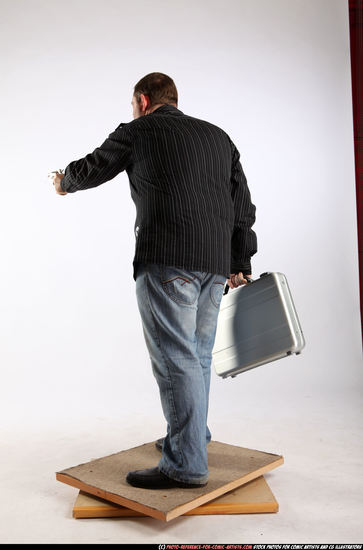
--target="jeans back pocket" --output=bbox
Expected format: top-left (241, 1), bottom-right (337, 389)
top-left (160, 266), bottom-right (200, 305)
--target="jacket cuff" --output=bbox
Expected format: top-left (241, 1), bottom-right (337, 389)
top-left (60, 171), bottom-right (76, 193)
top-left (230, 260), bottom-right (252, 275)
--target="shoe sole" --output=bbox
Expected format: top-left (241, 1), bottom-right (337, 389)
top-left (126, 478), bottom-right (207, 489)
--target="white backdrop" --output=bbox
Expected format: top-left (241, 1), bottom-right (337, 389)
top-left (1, 0), bottom-right (363, 543)
top-left (0, 0), bottom-right (361, 461)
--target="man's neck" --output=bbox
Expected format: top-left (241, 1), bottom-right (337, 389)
top-left (147, 103), bottom-right (177, 115)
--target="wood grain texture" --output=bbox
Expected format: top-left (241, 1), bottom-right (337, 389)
top-left (56, 440), bottom-right (283, 522)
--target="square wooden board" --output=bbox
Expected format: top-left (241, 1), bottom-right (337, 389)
top-left (56, 440), bottom-right (283, 522)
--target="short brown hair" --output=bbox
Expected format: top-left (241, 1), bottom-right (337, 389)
top-left (133, 72), bottom-right (178, 107)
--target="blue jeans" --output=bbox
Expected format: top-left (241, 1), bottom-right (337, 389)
top-left (135, 263), bottom-right (226, 484)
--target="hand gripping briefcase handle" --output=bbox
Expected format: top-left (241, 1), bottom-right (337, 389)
top-left (223, 274), bottom-right (255, 295)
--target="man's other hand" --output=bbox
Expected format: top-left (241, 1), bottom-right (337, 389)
top-left (227, 272), bottom-right (252, 289)
top-left (49, 170), bottom-right (67, 195)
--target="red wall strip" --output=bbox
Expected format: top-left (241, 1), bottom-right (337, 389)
top-left (348, 0), bottom-right (363, 344)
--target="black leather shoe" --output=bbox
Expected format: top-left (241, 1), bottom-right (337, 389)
top-left (126, 466), bottom-right (207, 489)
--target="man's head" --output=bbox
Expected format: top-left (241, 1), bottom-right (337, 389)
top-left (131, 72), bottom-right (178, 119)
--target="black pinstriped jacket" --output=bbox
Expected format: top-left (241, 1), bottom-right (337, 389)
top-left (61, 104), bottom-right (257, 281)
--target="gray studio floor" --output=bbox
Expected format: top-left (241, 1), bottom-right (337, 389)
top-left (1, 388), bottom-right (362, 544)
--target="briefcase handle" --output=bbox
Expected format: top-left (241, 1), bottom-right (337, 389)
top-left (223, 275), bottom-right (254, 295)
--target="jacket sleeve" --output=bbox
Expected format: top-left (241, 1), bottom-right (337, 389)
top-left (60, 123), bottom-right (132, 193)
top-left (229, 138), bottom-right (257, 275)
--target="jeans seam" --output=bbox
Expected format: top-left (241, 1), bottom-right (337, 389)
top-left (161, 275), bottom-right (196, 285)
top-left (142, 270), bottom-right (161, 348)
top-left (145, 272), bottom-right (183, 467)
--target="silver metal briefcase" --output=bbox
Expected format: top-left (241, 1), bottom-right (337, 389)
top-left (212, 271), bottom-right (305, 378)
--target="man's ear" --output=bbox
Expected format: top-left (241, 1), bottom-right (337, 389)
top-left (140, 93), bottom-right (151, 111)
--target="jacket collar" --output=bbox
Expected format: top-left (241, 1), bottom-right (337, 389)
top-left (150, 104), bottom-right (184, 116)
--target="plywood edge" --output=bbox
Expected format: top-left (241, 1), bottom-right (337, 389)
top-left (183, 501), bottom-right (279, 515)
top-left (73, 507), bottom-right (146, 518)
top-left (73, 476), bottom-right (279, 518)
top-left (56, 473), bottom-right (166, 521)
top-left (73, 501), bottom-right (278, 518)
top-left (165, 455), bottom-right (284, 521)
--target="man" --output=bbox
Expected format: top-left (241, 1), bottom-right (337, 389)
top-left (50, 72), bottom-right (257, 490)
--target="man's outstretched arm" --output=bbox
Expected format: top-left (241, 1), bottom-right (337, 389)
top-left (60, 123), bottom-right (132, 194)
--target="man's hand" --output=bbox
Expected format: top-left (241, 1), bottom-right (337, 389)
top-left (227, 272), bottom-right (252, 289)
top-left (49, 170), bottom-right (67, 195)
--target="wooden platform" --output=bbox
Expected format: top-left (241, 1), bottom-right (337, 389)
top-left (73, 475), bottom-right (278, 518)
top-left (56, 440), bottom-right (283, 522)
